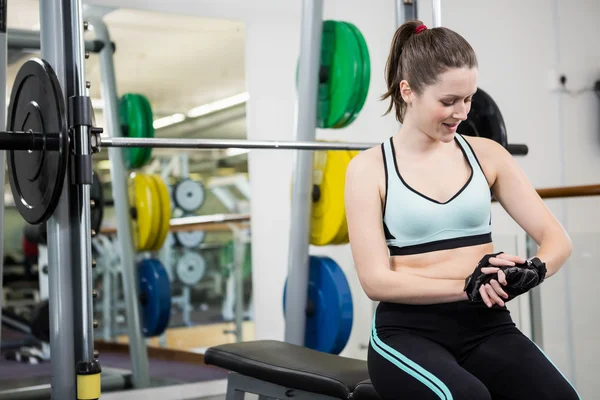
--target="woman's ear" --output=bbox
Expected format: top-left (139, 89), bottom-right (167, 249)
top-left (400, 80), bottom-right (413, 104)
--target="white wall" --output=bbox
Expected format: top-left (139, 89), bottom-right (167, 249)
top-left (86, 0), bottom-right (600, 396)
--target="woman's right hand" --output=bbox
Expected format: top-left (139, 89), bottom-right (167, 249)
top-left (478, 266), bottom-right (508, 307)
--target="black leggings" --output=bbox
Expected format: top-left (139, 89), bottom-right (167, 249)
top-left (368, 300), bottom-right (581, 400)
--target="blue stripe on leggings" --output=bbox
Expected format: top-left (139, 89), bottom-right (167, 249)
top-left (529, 340), bottom-right (582, 400)
top-left (370, 316), bottom-right (453, 400)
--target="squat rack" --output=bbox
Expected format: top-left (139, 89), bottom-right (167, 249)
top-left (0, 0), bottom-right (531, 399)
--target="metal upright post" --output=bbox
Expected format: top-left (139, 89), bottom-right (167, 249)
top-left (39, 0), bottom-right (78, 398)
top-left (64, 0), bottom-right (97, 372)
top-left (526, 235), bottom-right (544, 347)
top-left (395, 0), bottom-right (418, 27)
top-left (85, 10), bottom-right (151, 387)
top-left (284, 0), bottom-right (323, 346)
top-left (432, 0), bottom-right (442, 27)
top-left (0, 0), bottom-right (6, 351)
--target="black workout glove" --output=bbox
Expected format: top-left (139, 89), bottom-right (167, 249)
top-left (500, 257), bottom-right (547, 300)
top-left (464, 252), bottom-right (504, 302)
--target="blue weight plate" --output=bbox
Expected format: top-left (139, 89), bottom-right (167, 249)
top-left (320, 256), bottom-right (353, 354)
top-left (138, 258), bottom-right (172, 337)
top-left (283, 255), bottom-right (353, 354)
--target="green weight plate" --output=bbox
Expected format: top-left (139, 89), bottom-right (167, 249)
top-left (322, 21), bottom-right (361, 129)
top-left (136, 94), bottom-right (154, 167)
top-left (119, 94), bottom-right (141, 168)
top-left (340, 22), bottom-right (371, 128)
top-left (119, 93), bottom-right (154, 169)
top-left (219, 240), bottom-right (252, 280)
top-left (332, 21), bottom-right (364, 129)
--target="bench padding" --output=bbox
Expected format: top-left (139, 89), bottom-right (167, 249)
top-left (204, 340), bottom-right (373, 399)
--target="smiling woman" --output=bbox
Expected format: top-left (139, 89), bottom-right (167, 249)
top-left (344, 19), bottom-right (580, 400)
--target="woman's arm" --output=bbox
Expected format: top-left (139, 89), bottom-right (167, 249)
top-left (483, 139), bottom-right (573, 278)
top-left (344, 151), bottom-right (468, 304)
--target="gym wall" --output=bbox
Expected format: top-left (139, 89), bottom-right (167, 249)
top-left (85, 0), bottom-right (600, 397)
top-left (431, 2), bottom-right (600, 398)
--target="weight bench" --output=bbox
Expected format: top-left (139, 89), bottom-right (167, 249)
top-left (204, 340), bottom-right (380, 399)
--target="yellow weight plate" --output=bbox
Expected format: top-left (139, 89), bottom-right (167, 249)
top-left (331, 150), bottom-right (352, 245)
top-left (141, 174), bottom-right (161, 251)
top-left (148, 174), bottom-right (172, 251)
top-left (338, 150), bottom-right (360, 244)
top-left (129, 173), bottom-right (154, 251)
top-left (310, 149), bottom-right (348, 246)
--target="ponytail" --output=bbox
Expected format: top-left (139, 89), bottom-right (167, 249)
top-left (381, 20), bottom-right (425, 123)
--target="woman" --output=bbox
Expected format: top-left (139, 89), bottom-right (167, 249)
top-left (344, 20), bottom-right (580, 400)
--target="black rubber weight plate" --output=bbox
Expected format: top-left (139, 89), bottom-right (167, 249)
top-left (7, 58), bottom-right (68, 225)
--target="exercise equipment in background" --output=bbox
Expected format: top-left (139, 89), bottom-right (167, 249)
top-left (90, 171), bottom-right (105, 235)
top-left (22, 170), bottom-right (105, 246)
top-left (297, 20), bottom-right (371, 129)
top-left (283, 255), bottom-right (353, 355)
top-left (457, 87), bottom-right (507, 148)
top-left (310, 148), bottom-right (358, 246)
top-left (174, 226), bottom-right (206, 249)
top-left (7, 59), bottom-right (70, 225)
top-left (175, 251), bottom-right (207, 287)
top-left (119, 93), bottom-right (155, 169)
top-left (137, 258), bottom-right (171, 337)
top-left (128, 173), bottom-right (171, 251)
top-left (172, 178), bottom-right (206, 213)
top-left (220, 240), bottom-right (252, 281)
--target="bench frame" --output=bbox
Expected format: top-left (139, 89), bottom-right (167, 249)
top-left (225, 371), bottom-right (346, 400)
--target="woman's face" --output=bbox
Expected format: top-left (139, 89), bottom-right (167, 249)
top-left (403, 67), bottom-right (478, 143)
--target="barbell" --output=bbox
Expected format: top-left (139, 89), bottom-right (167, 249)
top-left (3, 57), bottom-right (529, 227)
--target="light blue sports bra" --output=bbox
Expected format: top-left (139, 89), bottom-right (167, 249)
top-left (381, 134), bottom-right (492, 256)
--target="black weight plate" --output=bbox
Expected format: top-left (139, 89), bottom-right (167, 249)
top-left (457, 87), bottom-right (508, 148)
top-left (91, 171), bottom-right (104, 235)
top-left (7, 58), bottom-right (68, 225)
top-left (23, 223), bottom-right (47, 245)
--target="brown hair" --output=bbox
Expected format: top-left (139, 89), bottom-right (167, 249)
top-left (381, 20), bottom-right (478, 123)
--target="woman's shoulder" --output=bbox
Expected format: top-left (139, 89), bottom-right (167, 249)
top-left (346, 143), bottom-right (387, 187)
top-left (460, 134), bottom-right (506, 159)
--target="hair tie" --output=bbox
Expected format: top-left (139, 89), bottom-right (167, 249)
top-left (415, 24), bottom-right (427, 34)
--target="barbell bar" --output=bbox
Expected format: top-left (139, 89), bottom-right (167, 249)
top-left (0, 130), bottom-right (529, 154)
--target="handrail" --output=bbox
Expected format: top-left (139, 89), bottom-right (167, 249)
top-left (535, 184), bottom-right (600, 199)
top-left (100, 183), bottom-right (600, 235)
top-left (492, 184), bottom-right (600, 202)
top-left (100, 213), bottom-right (250, 235)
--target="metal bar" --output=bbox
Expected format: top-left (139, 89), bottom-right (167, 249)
top-left (432, 0), bottom-right (442, 27)
top-left (40, 0), bottom-right (77, 398)
top-left (7, 28), bottom-right (107, 53)
top-left (526, 235), bottom-right (543, 347)
top-left (99, 136), bottom-right (374, 150)
top-left (284, 0), bottom-right (323, 347)
top-left (490, 184), bottom-right (600, 201)
top-left (506, 143), bottom-right (528, 156)
top-left (395, 0), bottom-right (417, 27)
top-left (0, 0), bottom-right (6, 354)
top-left (64, 0), bottom-right (96, 379)
top-left (98, 136), bottom-right (530, 155)
top-left (0, 131), bottom-right (61, 150)
top-left (85, 12), bottom-right (151, 388)
top-left (170, 213), bottom-right (250, 227)
top-left (536, 184), bottom-right (600, 199)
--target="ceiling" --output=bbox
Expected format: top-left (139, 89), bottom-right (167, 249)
top-left (5, 0), bottom-right (249, 178)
